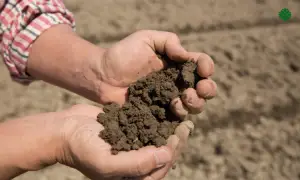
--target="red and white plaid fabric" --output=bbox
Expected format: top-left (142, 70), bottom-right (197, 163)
top-left (0, 0), bottom-right (75, 84)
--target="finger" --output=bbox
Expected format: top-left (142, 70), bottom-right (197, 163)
top-left (175, 121), bottom-right (194, 143)
top-left (173, 120), bottom-right (194, 160)
top-left (170, 97), bottom-right (189, 120)
top-left (167, 135), bottom-right (180, 162)
top-left (104, 146), bottom-right (172, 177)
top-left (197, 53), bottom-right (214, 77)
top-left (142, 30), bottom-right (215, 77)
top-left (181, 88), bottom-right (206, 114)
top-left (186, 52), bottom-right (214, 77)
top-left (196, 79), bottom-right (217, 99)
top-left (142, 135), bottom-right (179, 180)
top-left (143, 30), bottom-right (188, 62)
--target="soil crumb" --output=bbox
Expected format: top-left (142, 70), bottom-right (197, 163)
top-left (97, 55), bottom-right (200, 154)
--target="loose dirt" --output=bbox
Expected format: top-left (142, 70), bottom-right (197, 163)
top-left (97, 57), bottom-right (200, 154)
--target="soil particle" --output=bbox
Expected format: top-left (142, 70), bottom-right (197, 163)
top-left (97, 56), bottom-right (200, 154)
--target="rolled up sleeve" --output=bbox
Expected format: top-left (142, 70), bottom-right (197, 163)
top-left (0, 0), bottom-right (75, 84)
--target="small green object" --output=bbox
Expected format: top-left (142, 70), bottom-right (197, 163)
top-left (279, 8), bottom-right (292, 21)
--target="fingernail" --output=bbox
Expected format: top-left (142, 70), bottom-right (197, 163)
top-left (209, 61), bottom-right (214, 74)
top-left (154, 148), bottom-right (172, 168)
top-left (184, 121), bottom-right (195, 132)
top-left (204, 81), bottom-right (215, 98)
top-left (210, 81), bottom-right (216, 94)
top-left (204, 91), bottom-right (211, 98)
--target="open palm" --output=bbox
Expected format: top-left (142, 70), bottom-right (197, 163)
top-left (60, 104), bottom-right (193, 180)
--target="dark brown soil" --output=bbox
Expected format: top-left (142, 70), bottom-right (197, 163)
top-left (97, 56), bottom-right (200, 154)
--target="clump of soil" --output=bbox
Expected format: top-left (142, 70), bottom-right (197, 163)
top-left (97, 55), bottom-right (200, 154)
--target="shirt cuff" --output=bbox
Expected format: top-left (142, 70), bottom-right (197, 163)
top-left (0, 1), bottom-right (76, 84)
top-left (11, 13), bottom-right (75, 84)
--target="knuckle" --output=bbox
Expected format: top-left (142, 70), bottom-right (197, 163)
top-left (136, 162), bottom-right (149, 176)
top-left (136, 155), bottom-right (156, 176)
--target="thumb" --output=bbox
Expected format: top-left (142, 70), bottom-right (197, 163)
top-left (145, 30), bottom-right (188, 62)
top-left (105, 146), bottom-right (173, 177)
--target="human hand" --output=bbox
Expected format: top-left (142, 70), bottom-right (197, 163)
top-left (27, 27), bottom-right (216, 118)
top-left (57, 104), bottom-right (193, 180)
top-left (93, 30), bottom-right (217, 118)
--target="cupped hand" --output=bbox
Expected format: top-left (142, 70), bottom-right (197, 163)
top-left (58, 104), bottom-right (193, 180)
top-left (95, 30), bottom-right (217, 118)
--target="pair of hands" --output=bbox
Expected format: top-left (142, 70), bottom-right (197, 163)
top-left (59, 30), bottom-right (217, 180)
top-left (30, 30), bottom-right (216, 180)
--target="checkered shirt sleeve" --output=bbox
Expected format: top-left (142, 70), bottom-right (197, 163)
top-left (0, 0), bottom-right (75, 84)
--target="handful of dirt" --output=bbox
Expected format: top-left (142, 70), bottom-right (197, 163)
top-left (97, 55), bottom-right (200, 154)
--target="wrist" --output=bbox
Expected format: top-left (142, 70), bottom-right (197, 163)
top-left (0, 112), bottom-right (65, 179)
top-left (27, 24), bottom-right (107, 103)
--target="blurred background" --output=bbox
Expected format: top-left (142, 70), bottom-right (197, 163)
top-left (1, 0), bottom-right (299, 179)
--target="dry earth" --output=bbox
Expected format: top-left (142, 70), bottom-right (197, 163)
top-left (0, 0), bottom-right (299, 180)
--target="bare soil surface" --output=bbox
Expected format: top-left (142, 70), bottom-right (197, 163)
top-left (0, 0), bottom-right (298, 180)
